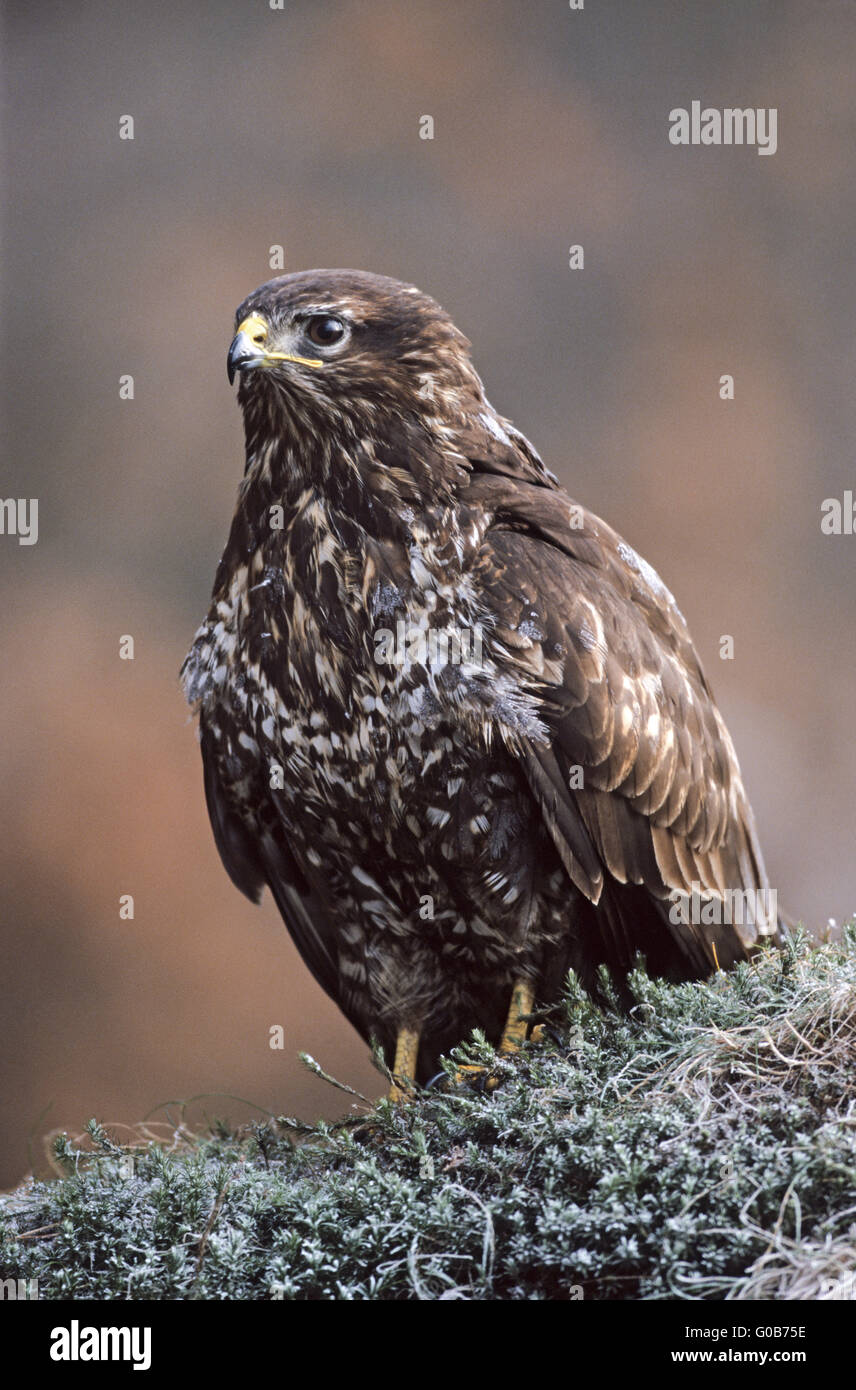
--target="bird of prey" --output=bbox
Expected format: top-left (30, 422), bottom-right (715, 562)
top-left (182, 269), bottom-right (782, 1094)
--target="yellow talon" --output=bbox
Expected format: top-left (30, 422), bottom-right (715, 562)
top-left (499, 979), bottom-right (536, 1055)
top-left (454, 980), bottom-right (539, 1092)
top-left (391, 984), bottom-right (538, 1099)
top-left (486, 979), bottom-right (537, 1089)
top-left (454, 1062), bottom-right (489, 1086)
top-left (389, 1026), bottom-right (420, 1102)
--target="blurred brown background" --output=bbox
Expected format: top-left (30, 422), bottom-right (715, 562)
top-left (2, 0), bottom-right (855, 1188)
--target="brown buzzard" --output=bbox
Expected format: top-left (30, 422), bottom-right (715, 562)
top-left (182, 270), bottom-right (782, 1092)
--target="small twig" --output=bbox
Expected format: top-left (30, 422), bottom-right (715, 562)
top-left (190, 1179), bottom-right (232, 1289)
top-left (17, 1223), bottom-right (58, 1240)
top-left (298, 1053), bottom-right (371, 1102)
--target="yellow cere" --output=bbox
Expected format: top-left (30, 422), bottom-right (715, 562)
top-left (236, 313), bottom-right (324, 369)
top-left (236, 313), bottom-right (269, 343)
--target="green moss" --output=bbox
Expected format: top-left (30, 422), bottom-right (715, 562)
top-left (2, 927), bottom-right (855, 1300)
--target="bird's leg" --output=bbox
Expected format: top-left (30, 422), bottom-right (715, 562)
top-left (388, 1026), bottom-right (420, 1102)
top-left (498, 978), bottom-right (536, 1055)
top-left (457, 978), bottom-right (538, 1091)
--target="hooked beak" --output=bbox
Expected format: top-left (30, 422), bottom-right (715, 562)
top-left (227, 313), bottom-right (324, 384)
top-left (226, 328), bottom-right (263, 384)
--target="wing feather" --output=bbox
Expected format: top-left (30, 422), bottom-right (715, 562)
top-left (464, 469), bottom-right (782, 971)
top-left (199, 721), bottom-right (344, 1010)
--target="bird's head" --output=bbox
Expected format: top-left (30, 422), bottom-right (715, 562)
top-left (227, 270), bottom-right (485, 462)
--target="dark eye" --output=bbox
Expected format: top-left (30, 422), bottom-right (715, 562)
top-left (305, 315), bottom-right (347, 347)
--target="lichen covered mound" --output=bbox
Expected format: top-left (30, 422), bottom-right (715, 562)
top-left (2, 928), bottom-right (854, 1301)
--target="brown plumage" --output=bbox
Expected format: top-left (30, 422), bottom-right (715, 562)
top-left (182, 269), bottom-right (783, 1084)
